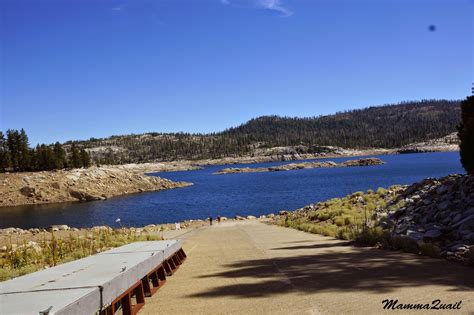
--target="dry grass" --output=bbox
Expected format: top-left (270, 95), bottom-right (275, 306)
top-left (278, 186), bottom-right (463, 262)
top-left (281, 186), bottom-right (403, 242)
top-left (0, 229), bottom-right (162, 281)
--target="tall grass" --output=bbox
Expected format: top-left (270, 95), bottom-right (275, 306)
top-left (278, 186), bottom-right (453, 261)
top-left (0, 229), bottom-right (162, 281)
top-left (280, 187), bottom-right (403, 242)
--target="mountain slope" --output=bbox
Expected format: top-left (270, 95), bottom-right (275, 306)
top-left (223, 100), bottom-right (460, 148)
top-left (71, 99), bottom-right (460, 164)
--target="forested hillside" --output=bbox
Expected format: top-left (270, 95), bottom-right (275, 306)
top-left (224, 100), bottom-right (459, 148)
top-left (70, 99), bottom-right (460, 164)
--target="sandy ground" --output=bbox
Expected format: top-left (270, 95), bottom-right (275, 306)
top-left (143, 221), bottom-right (474, 315)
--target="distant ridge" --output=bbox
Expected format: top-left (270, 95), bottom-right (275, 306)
top-left (69, 100), bottom-right (460, 164)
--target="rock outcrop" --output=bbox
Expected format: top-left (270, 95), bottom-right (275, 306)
top-left (379, 174), bottom-right (474, 259)
top-left (398, 133), bottom-right (459, 154)
top-left (0, 166), bottom-right (192, 207)
top-left (214, 158), bottom-right (385, 174)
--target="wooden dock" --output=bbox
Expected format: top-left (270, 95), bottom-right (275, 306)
top-left (0, 240), bottom-right (186, 314)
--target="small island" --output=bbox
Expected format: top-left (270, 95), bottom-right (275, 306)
top-left (214, 157), bottom-right (385, 175)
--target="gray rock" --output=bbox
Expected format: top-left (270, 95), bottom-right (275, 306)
top-left (69, 190), bottom-right (102, 201)
top-left (0, 227), bottom-right (19, 234)
top-left (423, 229), bottom-right (442, 241)
top-left (437, 201), bottom-right (450, 211)
top-left (20, 186), bottom-right (36, 197)
top-left (450, 244), bottom-right (468, 252)
top-left (452, 214), bottom-right (474, 228)
top-left (395, 224), bottom-right (409, 234)
top-left (436, 185), bottom-right (449, 195)
top-left (451, 213), bottom-right (463, 224)
top-left (406, 230), bottom-right (424, 241)
top-left (464, 208), bottom-right (474, 216)
top-left (49, 224), bottom-right (69, 231)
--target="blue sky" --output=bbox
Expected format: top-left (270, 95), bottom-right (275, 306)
top-left (1, 0), bottom-right (472, 145)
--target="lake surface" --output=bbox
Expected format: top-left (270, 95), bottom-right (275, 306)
top-left (0, 152), bottom-right (464, 229)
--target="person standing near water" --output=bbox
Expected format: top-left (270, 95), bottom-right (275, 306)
top-left (209, 217), bottom-right (213, 226)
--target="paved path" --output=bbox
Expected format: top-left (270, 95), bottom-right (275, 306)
top-left (142, 221), bottom-right (474, 314)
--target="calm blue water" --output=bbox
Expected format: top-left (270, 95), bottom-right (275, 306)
top-left (0, 152), bottom-right (464, 229)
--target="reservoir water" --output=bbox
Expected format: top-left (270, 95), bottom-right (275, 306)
top-left (0, 152), bottom-right (464, 229)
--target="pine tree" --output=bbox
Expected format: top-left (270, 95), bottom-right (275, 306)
top-left (0, 132), bottom-right (12, 172)
top-left (30, 145), bottom-right (40, 171)
top-left (53, 142), bottom-right (67, 169)
top-left (7, 129), bottom-right (21, 171)
top-left (44, 145), bottom-right (56, 170)
top-left (80, 148), bottom-right (91, 168)
top-left (18, 129), bottom-right (31, 171)
top-left (69, 143), bottom-right (82, 168)
top-left (458, 96), bottom-right (474, 174)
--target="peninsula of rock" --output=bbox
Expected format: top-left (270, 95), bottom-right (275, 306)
top-left (214, 157), bottom-right (385, 175)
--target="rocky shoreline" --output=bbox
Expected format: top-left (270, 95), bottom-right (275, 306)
top-left (1, 173), bottom-right (472, 265)
top-left (275, 174), bottom-right (473, 265)
top-left (0, 166), bottom-right (191, 208)
top-left (378, 174), bottom-right (474, 260)
top-left (214, 158), bottom-right (385, 174)
top-left (398, 132), bottom-right (459, 154)
top-left (0, 140), bottom-right (457, 208)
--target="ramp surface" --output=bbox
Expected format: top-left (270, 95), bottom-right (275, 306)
top-left (142, 221), bottom-right (474, 315)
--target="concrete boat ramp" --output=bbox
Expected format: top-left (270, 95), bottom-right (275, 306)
top-left (144, 221), bottom-right (474, 314)
top-left (0, 240), bottom-right (186, 314)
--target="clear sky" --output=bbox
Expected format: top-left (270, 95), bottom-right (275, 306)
top-left (1, 0), bottom-right (473, 145)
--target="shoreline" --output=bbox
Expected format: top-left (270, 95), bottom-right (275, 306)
top-left (0, 215), bottom-right (268, 247)
top-left (214, 157), bottom-right (385, 174)
top-left (2, 172), bottom-right (472, 269)
top-left (0, 166), bottom-right (192, 208)
top-left (0, 148), bottom-right (458, 209)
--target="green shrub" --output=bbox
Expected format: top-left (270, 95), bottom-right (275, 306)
top-left (278, 187), bottom-right (405, 251)
top-left (391, 236), bottom-right (418, 254)
top-left (343, 215), bottom-right (354, 225)
top-left (334, 217), bottom-right (345, 226)
top-left (355, 227), bottom-right (389, 246)
top-left (418, 241), bottom-right (441, 258)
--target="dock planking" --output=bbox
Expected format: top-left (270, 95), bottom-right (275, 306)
top-left (0, 240), bottom-right (186, 314)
